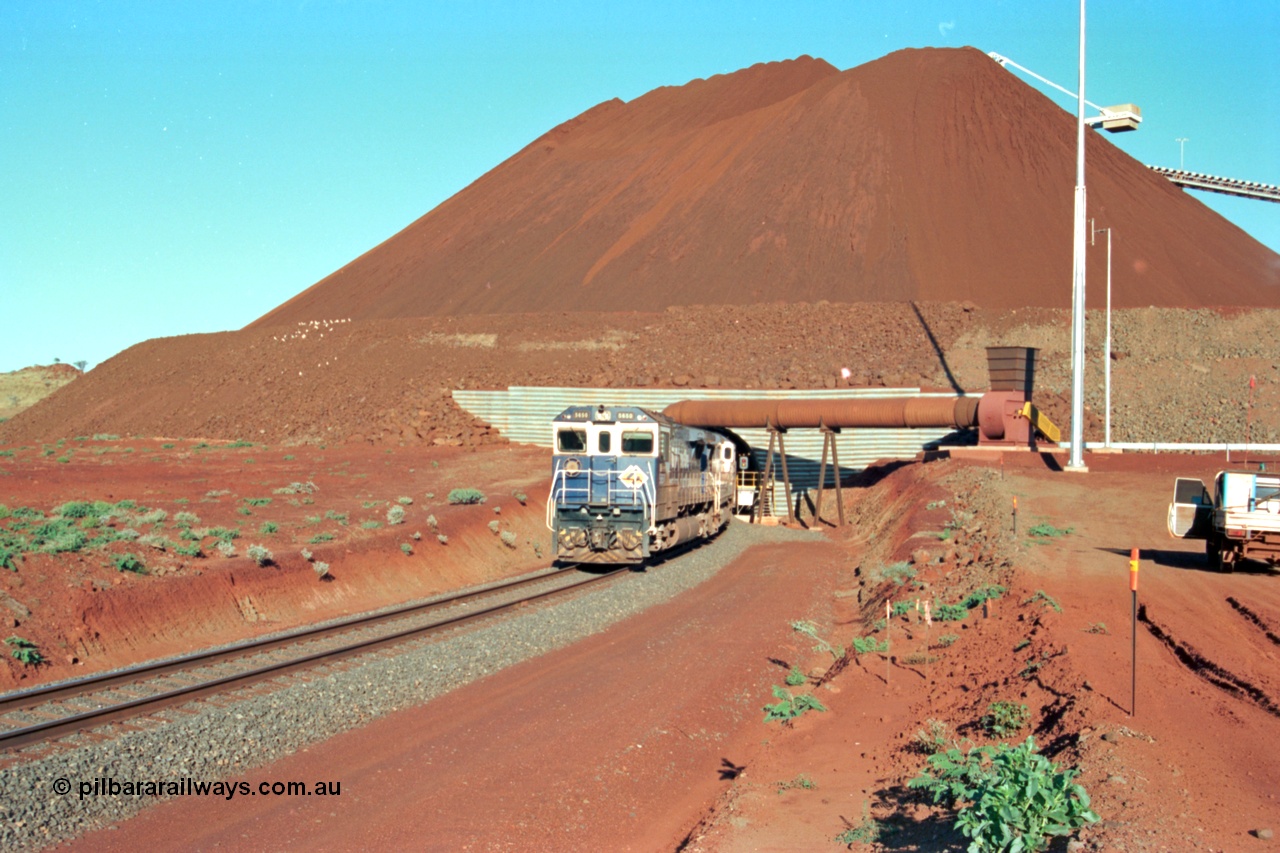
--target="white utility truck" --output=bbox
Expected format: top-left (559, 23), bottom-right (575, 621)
top-left (1168, 470), bottom-right (1280, 572)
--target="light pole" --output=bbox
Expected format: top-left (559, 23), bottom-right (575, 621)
top-left (1176, 137), bottom-right (1189, 169)
top-left (1067, 0), bottom-right (1089, 471)
top-left (1092, 219), bottom-right (1113, 447)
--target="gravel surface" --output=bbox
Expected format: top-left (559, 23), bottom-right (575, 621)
top-left (0, 520), bottom-right (817, 851)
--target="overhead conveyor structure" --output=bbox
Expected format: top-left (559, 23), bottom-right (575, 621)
top-left (663, 348), bottom-right (1060, 527)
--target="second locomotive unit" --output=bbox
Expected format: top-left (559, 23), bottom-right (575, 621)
top-left (546, 404), bottom-right (740, 564)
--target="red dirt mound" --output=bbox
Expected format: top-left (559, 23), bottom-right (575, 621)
top-left (252, 46), bottom-right (1279, 327)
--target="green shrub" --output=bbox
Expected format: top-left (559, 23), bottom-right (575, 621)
top-left (447, 488), bottom-right (486, 505)
top-left (237, 507), bottom-right (252, 516)
top-left (982, 701), bottom-right (1031, 737)
top-left (162, 443), bottom-right (175, 449)
top-left (92, 433), bottom-right (120, 441)
top-left (785, 666), bottom-right (807, 686)
top-left (113, 553), bottom-right (145, 573)
top-left (852, 635), bottom-right (889, 655)
top-left (175, 543), bottom-right (203, 558)
top-left (243, 497), bottom-right (272, 507)
top-left (935, 633), bottom-right (960, 648)
top-left (397, 496), bottom-right (413, 505)
top-left (324, 509), bottom-right (348, 525)
top-left (1028, 523), bottom-right (1073, 538)
top-left (909, 737), bottom-right (1097, 853)
top-left (56, 501), bottom-right (97, 518)
top-left (400, 543), bottom-right (413, 555)
top-left (0, 545), bottom-right (15, 571)
top-left (205, 527), bottom-right (239, 542)
top-left (5, 635), bottom-right (42, 666)
top-left (259, 521), bottom-right (278, 534)
top-left (763, 685), bottom-right (827, 724)
top-left (361, 520), bottom-right (381, 530)
top-left (309, 532), bottom-right (335, 544)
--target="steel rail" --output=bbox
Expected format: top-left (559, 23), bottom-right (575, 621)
top-left (0, 567), bottom-right (624, 751)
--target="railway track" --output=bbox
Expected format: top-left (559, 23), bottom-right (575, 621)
top-left (0, 565), bottom-right (626, 754)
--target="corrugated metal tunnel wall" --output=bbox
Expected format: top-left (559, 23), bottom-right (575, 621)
top-left (453, 387), bottom-right (974, 517)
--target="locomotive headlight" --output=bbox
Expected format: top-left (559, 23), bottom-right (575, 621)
top-left (564, 458), bottom-right (581, 474)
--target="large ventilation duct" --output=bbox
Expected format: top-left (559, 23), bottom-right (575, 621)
top-left (662, 396), bottom-right (980, 431)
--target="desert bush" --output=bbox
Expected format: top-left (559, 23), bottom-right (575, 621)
top-left (113, 552), bottom-right (145, 573)
top-left (425, 514), bottom-right (438, 531)
top-left (361, 520), bottom-right (381, 530)
top-left (215, 540), bottom-right (236, 557)
top-left (5, 636), bottom-right (42, 666)
top-left (909, 737), bottom-right (1097, 852)
top-left (982, 701), bottom-right (1031, 737)
top-left (447, 488), bottom-right (486, 505)
top-left (55, 501), bottom-right (96, 518)
top-left (873, 560), bottom-right (915, 586)
top-left (436, 534), bottom-right (449, 545)
top-left (174, 511), bottom-right (200, 528)
top-left (397, 496), bottom-right (413, 505)
top-left (488, 520), bottom-right (501, 534)
top-left (247, 544), bottom-right (273, 566)
top-left (763, 685), bottom-right (827, 724)
top-left (792, 620), bottom-right (844, 660)
top-left (499, 530), bottom-right (518, 549)
top-left (913, 718), bottom-right (956, 754)
top-left (387, 505), bottom-right (406, 525)
top-left (852, 635), bottom-right (889, 655)
top-left (400, 543), bottom-right (413, 555)
top-left (313, 561), bottom-right (330, 579)
top-left (300, 548), bottom-right (313, 561)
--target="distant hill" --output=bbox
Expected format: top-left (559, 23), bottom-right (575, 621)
top-left (0, 364), bottom-right (81, 421)
top-left (251, 46), bottom-right (1280, 328)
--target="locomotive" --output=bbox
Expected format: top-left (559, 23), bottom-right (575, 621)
top-left (546, 404), bottom-right (745, 564)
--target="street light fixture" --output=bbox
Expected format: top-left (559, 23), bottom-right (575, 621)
top-left (1065, 0), bottom-right (1141, 472)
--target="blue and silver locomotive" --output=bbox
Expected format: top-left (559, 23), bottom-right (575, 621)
top-left (547, 404), bottom-right (740, 564)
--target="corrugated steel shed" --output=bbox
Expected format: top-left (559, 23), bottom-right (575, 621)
top-left (454, 387), bottom-right (974, 517)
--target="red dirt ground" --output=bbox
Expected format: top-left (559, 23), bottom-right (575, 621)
top-left (10, 446), bottom-right (1279, 851)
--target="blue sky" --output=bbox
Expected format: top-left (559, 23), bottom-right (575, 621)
top-left (2, 1), bottom-right (1277, 373)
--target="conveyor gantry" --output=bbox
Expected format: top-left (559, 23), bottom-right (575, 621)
top-left (1148, 166), bottom-right (1280, 203)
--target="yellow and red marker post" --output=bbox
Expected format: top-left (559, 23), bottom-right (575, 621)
top-left (1129, 547), bottom-right (1139, 716)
